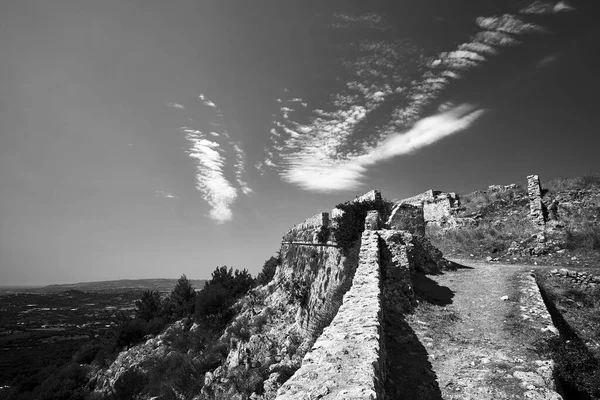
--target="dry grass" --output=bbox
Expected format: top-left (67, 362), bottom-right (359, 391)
top-left (544, 174), bottom-right (600, 195)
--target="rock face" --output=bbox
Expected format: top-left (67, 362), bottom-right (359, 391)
top-left (275, 230), bottom-right (385, 400)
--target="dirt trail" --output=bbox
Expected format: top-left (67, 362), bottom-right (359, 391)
top-left (403, 260), bottom-right (562, 400)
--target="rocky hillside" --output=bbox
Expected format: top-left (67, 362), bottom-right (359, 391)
top-left (427, 174), bottom-right (600, 268)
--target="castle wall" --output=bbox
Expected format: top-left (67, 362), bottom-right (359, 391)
top-left (276, 230), bottom-right (385, 399)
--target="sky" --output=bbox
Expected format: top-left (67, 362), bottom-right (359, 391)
top-left (1, 0), bottom-right (599, 285)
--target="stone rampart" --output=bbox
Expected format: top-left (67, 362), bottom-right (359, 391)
top-left (283, 212), bottom-right (330, 243)
top-left (276, 230), bottom-right (385, 400)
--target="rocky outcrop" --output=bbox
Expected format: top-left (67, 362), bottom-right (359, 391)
top-left (275, 230), bottom-right (385, 400)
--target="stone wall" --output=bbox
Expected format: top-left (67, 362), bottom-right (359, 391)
top-left (386, 203), bottom-right (425, 236)
top-left (276, 230), bottom-right (385, 400)
top-left (399, 190), bottom-right (460, 225)
top-left (547, 268), bottom-right (600, 289)
top-left (527, 175), bottom-right (546, 227)
top-left (282, 212), bottom-right (331, 244)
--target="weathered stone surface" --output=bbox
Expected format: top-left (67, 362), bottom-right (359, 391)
top-left (276, 231), bottom-right (384, 400)
top-left (527, 175), bottom-right (545, 227)
top-left (283, 212), bottom-right (331, 243)
top-left (365, 210), bottom-right (381, 230)
top-left (386, 203), bottom-right (425, 236)
top-left (378, 231), bottom-right (415, 313)
top-left (353, 189), bottom-right (383, 206)
top-left (399, 189), bottom-right (460, 225)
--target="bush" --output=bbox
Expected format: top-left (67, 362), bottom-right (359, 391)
top-left (332, 199), bottom-right (390, 254)
top-left (256, 255), bottom-right (280, 286)
top-left (72, 342), bottom-right (102, 365)
top-left (565, 223), bottom-right (600, 251)
top-left (135, 290), bottom-right (162, 322)
top-left (168, 275), bottom-right (197, 320)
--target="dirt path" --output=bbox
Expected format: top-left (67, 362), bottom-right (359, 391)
top-left (403, 260), bottom-right (562, 400)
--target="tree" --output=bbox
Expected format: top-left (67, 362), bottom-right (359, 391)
top-left (256, 254), bottom-right (280, 285)
top-left (169, 275), bottom-right (197, 319)
top-left (135, 290), bottom-right (162, 322)
top-left (196, 266), bottom-right (255, 322)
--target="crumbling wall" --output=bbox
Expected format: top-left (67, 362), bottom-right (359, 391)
top-left (400, 190), bottom-right (460, 225)
top-left (386, 203), bottom-right (425, 236)
top-left (275, 230), bottom-right (385, 400)
top-left (527, 175), bottom-right (546, 227)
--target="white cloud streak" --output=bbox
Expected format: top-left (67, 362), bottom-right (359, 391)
top-left (167, 102), bottom-right (186, 109)
top-left (260, 2), bottom-right (574, 192)
top-left (184, 130), bottom-right (238, 223)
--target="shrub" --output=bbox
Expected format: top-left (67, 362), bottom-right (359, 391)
top-left (256, 255), bottom-right (280, 286)
top-left (565, 223), bottom-right (600, 251)
top-left (168, 275), bottom-right (197, 320)
top-left (135, 290), bottom-right (162, 322)
top-left (72, 342), bottom-right (102, 365)
top-left (332, 199), bottom-right (390, 254)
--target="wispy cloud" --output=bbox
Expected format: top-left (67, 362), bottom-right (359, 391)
top-left (184, 131), bottom-right (237, 223)
top-left (155, 190), bottom-right (179, 199)
top-left (173, 94), bottom-right (253, 221)
top-left (283, 104), bottom-right (485, 192)
top-left (260, 2), bottom-right (574, 192)
top-left (167, 102), bottom-right (186, 109)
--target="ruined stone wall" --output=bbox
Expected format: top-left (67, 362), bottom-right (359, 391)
top-left (386, 203), bottom-right (425, 236)
top-left (527, 175), bottom-right (546, 227)
top-left (282, 212), bottom-right (331, 243)
top-left (400, 190), bottom-right (460, 225)
top-left (276, 230), bottom-right (385, 399)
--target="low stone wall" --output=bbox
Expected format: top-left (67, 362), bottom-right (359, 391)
top-left (275, 230), bottom-right (385, 400)
top-left (548, 268), bottom-right (600, 289)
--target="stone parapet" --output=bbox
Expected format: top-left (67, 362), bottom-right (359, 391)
top-left (276, 230), bottom-right (385, 400)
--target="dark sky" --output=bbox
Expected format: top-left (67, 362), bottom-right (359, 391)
top-left (1, 0), bottom-right (598, 285)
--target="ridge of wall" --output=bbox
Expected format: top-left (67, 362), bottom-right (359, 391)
top-left (275, 230), bottom-right (385, 400)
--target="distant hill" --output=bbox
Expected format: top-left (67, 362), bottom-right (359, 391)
top-left (18, 278), bottom-right (207, 294)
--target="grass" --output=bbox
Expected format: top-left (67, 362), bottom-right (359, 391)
top-left (544, 174), bottom-right (600, 195)
top-left (428, 214), bottom-right (536, 258)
